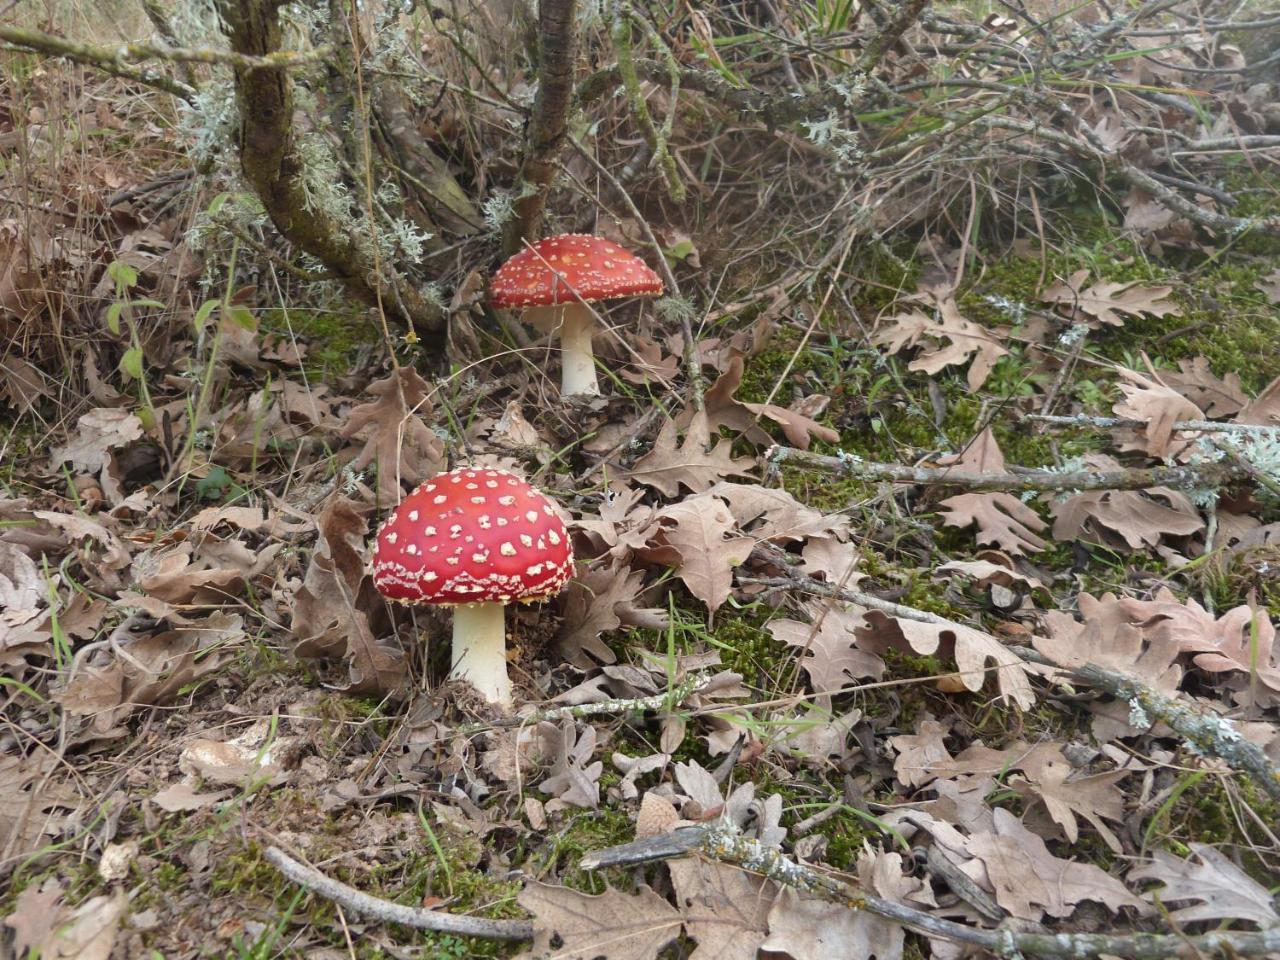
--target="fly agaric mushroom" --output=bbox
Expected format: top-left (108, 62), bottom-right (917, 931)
top-left (372, 467), bottom-right (573, 706)
top-left (491, 234), bottom-right (664, 397)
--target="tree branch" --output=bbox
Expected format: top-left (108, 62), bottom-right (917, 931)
top-left (217, 0), bottom-right (445, 338)
top-left (503, 0), bottom-right (578, 252)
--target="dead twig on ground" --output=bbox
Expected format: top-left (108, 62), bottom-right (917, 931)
top-left (263, 846), bottom-right (533, 941)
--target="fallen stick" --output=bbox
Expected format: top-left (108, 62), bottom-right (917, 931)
top-left (262, 847), bottom-right (532, 941)
top-left (581, 822), bottom-right (1280, 959)
top-left (764, 445), bottom-right (1244, 493)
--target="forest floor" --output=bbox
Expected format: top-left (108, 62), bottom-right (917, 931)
top-left (4, 2), bottom-right (1280, 959)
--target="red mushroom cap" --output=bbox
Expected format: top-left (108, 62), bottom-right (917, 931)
top-left (490, 234), bottom-right (664, 309)
top-left (372, 467), bottom-right (573, 605)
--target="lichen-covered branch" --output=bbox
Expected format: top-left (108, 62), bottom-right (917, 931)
top-left (582, 822), bottom-right (1280, 958)
top-left (217, 0), bottom-right (444, 337)
top-left (503, 0), bottom-right (578, 252)
top-left (609, 2), bottom-right (684, 203)
top-left (764, 444), bottom-right (1245, 493)
top-left (856, 0), bottom-right (932, 72)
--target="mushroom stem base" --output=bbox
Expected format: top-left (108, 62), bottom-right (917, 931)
top-left (450, 603), bottom-right (511, 706)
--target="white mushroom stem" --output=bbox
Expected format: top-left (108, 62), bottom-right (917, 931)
top-left (450, 603), bottom-right (512, 706)
top-left (526, 303), bottom-right (599, 396)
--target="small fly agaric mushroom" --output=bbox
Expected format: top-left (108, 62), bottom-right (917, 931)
top-left (372, 466), bottom-right (573, 707)
top-left (491, 234), bottom-right (664, 397)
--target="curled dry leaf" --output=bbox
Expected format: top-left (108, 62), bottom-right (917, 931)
top-left (857, 610), bottom-right (1036, 709)
top-left (1048, 456), bottom-right (1204, 550)
top-left (340, 367), bottom-right (445, 505)
top-left (291, 495), bottom-right (404, 697)
top-left (688, 354), bottom-right (839, 451)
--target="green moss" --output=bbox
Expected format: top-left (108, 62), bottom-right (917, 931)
top-left (259, 306), bottom-right (380, 377)
top-left (525, 807), bottom-right (636, 895)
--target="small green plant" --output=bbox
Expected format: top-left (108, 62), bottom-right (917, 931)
top-left (105, 259), bottom-right (164, 430)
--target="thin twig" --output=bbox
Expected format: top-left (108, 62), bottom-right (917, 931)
top-left (1027, 413), bottom-right (1280, 437)
top-left (263, 847), bottom-right (532, 941)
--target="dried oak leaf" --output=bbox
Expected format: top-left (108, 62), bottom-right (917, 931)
top-left (50, 408), bottom-right (143, 474)
top-left (872, 296), bottom-right (1009, 391)
top-left (706, 481), bottom-right (849, 542)
top-left (537, 720), bottom-right (603, 810)
top-left (1159, 357), bottom-right (1247, 419)
top-left (1130, 843), bottom-right (1279, 927)
top-left (768, 603), bottom-right (883, 699)
top-left (1009, 745), bottom-right (1130, 853)
top-left (1, 754), bottom-right (78, 864)
top-left (651, 494), bottom-right (753, 612)
top-left (1048, 455), bottom-right (1203, 550)
top-left (857, 610), bottom-right (1035, 709)
top-left (514, 881), bottom-right (681, 960)
top-left (291, 495), bottom-right (405, 697)
top-left (887, 718), bottom-right (951, 789)
top-left (688, 354), bottom-right (839, 450)
top-left (625, 410), bottom-right (755, 496)
top-left (935, 429), bottom-right (1048, 555)
top-left (58, 612), bottom-right (244, 732)
top-left (341, 367), bottom-right (445, 505)
top-left (1236, 374), bottom-right (1280, 425)
top-left (3, 885), bottom-right (127, 960)
top-left (670, 857), bottom-right (776, 960)
top-left (1041, 270), bottom-right (1180, 327)
top-left (967, 808), bottom-right (1148, 921)
top-left (556, 561), bottom-right (666, 667)
top-left (1112, 367), bottom-right (1205, 458)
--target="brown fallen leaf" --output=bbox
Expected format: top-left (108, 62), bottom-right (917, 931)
top-left (537, 720), bottom-right (604, 810)
top-left (967, 808), bottom-right (1148, 920)
top-left (651, 494), bottom-right (753, 612)
top-left (872, 295), bottom-right (1009, 391)
top-left (1130, 843), bottom-right (1280, 927)
top-left (888, 718), bottom-right (952, 789)
top-left (1112, 367), bottom-right (1205, 458)
top-left (768, 603), bottom-right (883, 699)
top-left (670, 857), bottom-right (776, 960)
top-left (1049, 459), bottom-right (1204, 550)
top-left (625, 410), bottom-right (756, 496)
top-left (1041, 270), bottom-right (1180, 327)
top-left (1, 753), bottom-right (78, 866)
top-left (514, 881), bottom-right (681, 960)
top-left (291, 495), bottom-right (404, 697)
top-left (1159, 357), bottom-right (1247, 418)
top-left (341, 367), bottom-right (446, 505)
top-left (935, 429), bottom-right (1048, 555)
top-left (556, 560), bottom-right (666, 667)
top-left (857, 610), bottom-right (1036, 709)
top-left (1236, 373), bottom-right (1280, 425)
top-left (706, 481), bottom-right (849, 542)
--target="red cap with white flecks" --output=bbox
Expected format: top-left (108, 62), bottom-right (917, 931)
top-left (490, 234), bottom-right (664, 308)
top-left (373, 467), bottom-right (574, 605)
